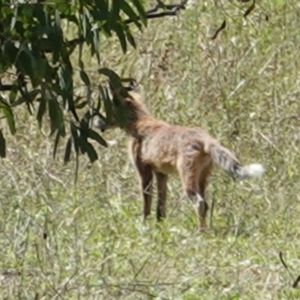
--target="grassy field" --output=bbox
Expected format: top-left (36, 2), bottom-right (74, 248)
top-left (1, 0), bottom-right (300, 299)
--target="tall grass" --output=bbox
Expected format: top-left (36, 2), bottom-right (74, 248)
top-left (1, 1), bottom-right (300, 299)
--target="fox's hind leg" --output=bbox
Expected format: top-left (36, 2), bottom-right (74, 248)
top-left (155, 172), bottom-right (168, 221)
top-left (190, 191), bottom-right (207, 231)
top-left (198, 162), bottom-right (213, 230)
top-left (178, 157), bottom-right (209, 231)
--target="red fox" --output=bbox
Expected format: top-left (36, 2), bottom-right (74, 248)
top-left (94, 87), bottom-right (264, 231)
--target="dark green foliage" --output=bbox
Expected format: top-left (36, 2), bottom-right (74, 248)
top-left (0, 0), bottom-right (146, 161)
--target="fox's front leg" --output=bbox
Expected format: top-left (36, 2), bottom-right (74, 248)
top-left (139, 164), bottom-right (153, 220)
top-left (129, 138), bottom-right (153, 220)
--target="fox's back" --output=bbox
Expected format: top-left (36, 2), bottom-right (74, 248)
top-left (139, 121), bottom-right (215, 175)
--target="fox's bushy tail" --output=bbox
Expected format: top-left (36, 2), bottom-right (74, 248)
top-left (209, 143), bottom-right (264, 179)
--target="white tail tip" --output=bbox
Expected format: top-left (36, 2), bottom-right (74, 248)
top-left (245, 164), bottom-right (265, 177)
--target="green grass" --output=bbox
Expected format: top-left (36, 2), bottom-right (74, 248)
top-left (1, 1), bottom-right (300, 299)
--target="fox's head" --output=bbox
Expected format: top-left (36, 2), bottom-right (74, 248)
top-left (93, 83), bottom-right (150, 133)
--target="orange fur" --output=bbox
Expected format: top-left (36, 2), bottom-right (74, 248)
top-left (95, 89), bottom-right (264, 231)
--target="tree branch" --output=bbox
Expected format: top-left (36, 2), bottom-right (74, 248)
top-left (0, 1), bottom-right (189, 92)
top-left (125, 0), bottom-right (189, 24)
top-left (33, 1), bottom-right (189, 53)
top-left (44, 1), bottom-right (189, 52)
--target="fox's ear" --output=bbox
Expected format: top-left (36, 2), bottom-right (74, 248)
top-left (112, 89), bottom-right (134, 106)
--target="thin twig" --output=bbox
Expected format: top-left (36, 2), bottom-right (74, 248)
top-left (244, 0), bottom-right (255, 18)
top-left (125, 0), bottom-right (189, 24)
top-left (211, 20), bottom-right (226, 40)
top-left (258, 132), bottom-right (283, 156)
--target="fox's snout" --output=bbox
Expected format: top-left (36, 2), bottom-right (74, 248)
top-left (93, 118), bottom-right (107, 132)
top-left (93, 118), bottom-right (118, 132)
